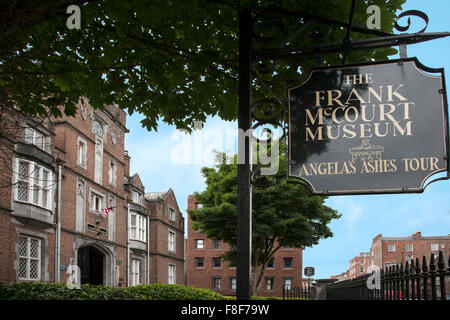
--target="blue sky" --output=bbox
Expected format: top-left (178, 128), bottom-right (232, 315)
top-left (125, 0), bottom-right (450, 280)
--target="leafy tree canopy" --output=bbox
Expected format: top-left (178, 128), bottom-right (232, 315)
top-left (1, 0), bottom-right (405, 131)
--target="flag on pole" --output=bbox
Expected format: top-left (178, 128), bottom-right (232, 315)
top-left (97, 206), bottom-right (116, 216)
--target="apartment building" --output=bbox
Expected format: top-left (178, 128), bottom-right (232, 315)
top-left (331, 231), bottom-right (450, 281)
top-left (370, 231), bottom-right (450, 269)
top-left (186, 195), bottom-right (303, 297)
top-left (348, 252), bottom-right (372, 278)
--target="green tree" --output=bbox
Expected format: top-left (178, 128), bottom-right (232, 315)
top-left (189, 149), bottom-right (341, 295)
top-left (0, 0), bottom-right (404, 131)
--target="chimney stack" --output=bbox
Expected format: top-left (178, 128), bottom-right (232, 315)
top-left (412, 230), bottom-right (421, 239)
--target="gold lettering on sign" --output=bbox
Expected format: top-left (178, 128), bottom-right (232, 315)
top-left (305, 74), bottom-right (415, 141)
top-left (402, 157), bottom-right (440, 172)
top-left (296, 156), bottom-right (441, 178)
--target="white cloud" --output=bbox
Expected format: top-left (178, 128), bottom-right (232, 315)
top-left (327, 197), bottom-right (364, 231)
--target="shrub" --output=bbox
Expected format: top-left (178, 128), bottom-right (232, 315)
top-left (123, 284), bottom-right (226, 300)
top-left (0, 282), bottom-right (226, 300)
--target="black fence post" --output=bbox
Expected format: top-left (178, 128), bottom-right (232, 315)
top-left (410, 259), bottom-right (416, 300)
top-left (384, 267), bottom-right (389, 300)
top-left (437, 251), bottom-right (447, 300)
top-left (429, 253), bottom-right (437, 300)
top-left (388, 266), bottom-right (393, 300)
top-left (394, 264), bottom-right (400, 300)
top-left (399, 263), bottom-right (404, 300)
top-left (415, 257), bottom-right (421, 300)
top-left (405, 261), bottom-right (410, 300)
top-left (422, 255), bottom-right (429, 300)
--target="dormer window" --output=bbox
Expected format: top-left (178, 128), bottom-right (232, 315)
top-left (24, 127), bottom-right (50, 152)
top-left (168, 207), bottom-right (176, 221)
top-left (133, 190), bottom-right (143, 205)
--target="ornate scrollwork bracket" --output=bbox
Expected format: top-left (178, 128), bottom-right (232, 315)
top-left (394, 10), bottom-right (429, 33)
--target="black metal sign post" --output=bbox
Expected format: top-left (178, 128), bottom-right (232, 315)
top-left (304, 266), bottom-right (315, 296)
top-left (237, 9), bottom-right (253, 300)
top-left (235, 4), bottom-right (450, 300)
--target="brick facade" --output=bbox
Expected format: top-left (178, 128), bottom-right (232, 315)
top-left (332, 231), bottom-right (450, 281)
top-left (146, 189), bottom-right (185, 285)
top-left (347, 252), bottom-right (371, 279)
top-left (186, 195), bottom-right (303, 297)
top-left (370, 231), bottom-right (450, 269)
top-left (0, 100), bottom-right (185, 287)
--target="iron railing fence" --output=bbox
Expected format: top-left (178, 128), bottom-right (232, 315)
top-left (326, 251), bottom-right (449, 300)
top-left (282, 286), bottom-right (312, 300)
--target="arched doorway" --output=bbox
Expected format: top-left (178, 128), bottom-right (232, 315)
top-left (77, 246), bottom-right (104, 285)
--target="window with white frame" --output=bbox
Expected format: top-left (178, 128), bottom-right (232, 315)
top-left (431, 243), bottom-right (439, 251)
top-left (132, 190), bottom-right (143, 205)
top-left (168, 230), bottom-right (176, 252)
top-left (406, 254), bottom-right (414, 263)
top-left (266, 277), bottom-right (274, 290)
top-left (131, 258), bottom-right (141, 286)
top-left (283, 278), bottom-right (292, 290)
top-left (77, 138), bottom-right (87, 168)
top-left (90, 191), bottom-right (104, 212)
top-left (388, 244), bottom-right (395, 252)
top-left (130, 212), bottom-right (146, 242)
top-left (15, 159), bottom-right (52, 210)
top-left (406, 244), bottom-right (413, 251)
top-left (18, 235), bottom-right (41, 280)
top-left (196, 239), bottom-right (204, 249)
top-left (108, 160), bottom-right (116, 186)
top-left (24, 127), bottom-right (50, 152)
top-left (230, 277), bottom-right (236, 290)
top-left (168, 207), bottom-right (176, 221)
top-left (213, 277), bottom-right (221, 290)
top-left (168, 264), bottom-right (176, 284)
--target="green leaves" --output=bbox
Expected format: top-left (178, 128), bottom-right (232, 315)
top-left (0, 282), bottom-right (227, 300)
top-left (1, 0), bottom-right (405, 131)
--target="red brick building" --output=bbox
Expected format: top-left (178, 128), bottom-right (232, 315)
top-left (0, 100), bottom-right (185, 286)
top-left (0, 108), bottom-right (57, 284)
top-left (370, 231), bottom-right (450, 269)
top-left (146, 189), bottom-right (185, 285)
top-left (348, 252), bottom-right (372, 279)
top-left (332, 231), bottom-right (450, 281)
top-left (186, 195), bottom-right (303, 297)
top-left (330, 252), bottom-right (371, 281)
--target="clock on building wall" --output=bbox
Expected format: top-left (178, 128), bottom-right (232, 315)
top-left (92, 120), bottom-right (104, 138)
